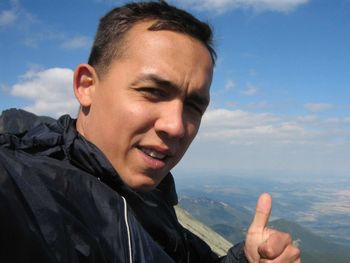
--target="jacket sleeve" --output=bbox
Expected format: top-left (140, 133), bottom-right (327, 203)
top-left (184, 228), bottom-right (248, 263)
top-left (217, 242), bottom-right (248, 263)
top-left (0, 153), bottom-right (58, 263)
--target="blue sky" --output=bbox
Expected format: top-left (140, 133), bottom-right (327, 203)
top-left (1, 0), bottom-right (350, 179)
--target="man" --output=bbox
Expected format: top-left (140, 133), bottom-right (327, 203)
top-left (0, 1), bottom-right (300, 262)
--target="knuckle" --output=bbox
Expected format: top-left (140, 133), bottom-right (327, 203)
top-left (294, 247), bottom-right (301, 258)
top-left (284, 233), bottom-right (293, 244)
top-left (259, 244), bottom-right (276, 259)
top-left (265, 246), bottom-right (275, 258)
top-left (288, 245), bottom-right (301, 258)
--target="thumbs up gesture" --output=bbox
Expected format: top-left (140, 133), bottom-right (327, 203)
top-left (244, 193), bottom-right (301, 263)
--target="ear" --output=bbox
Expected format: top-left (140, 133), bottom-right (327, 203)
top-left (73, 64), bottom-right (98, 107)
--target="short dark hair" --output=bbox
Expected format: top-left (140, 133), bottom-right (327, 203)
top-left (88, 1), bottom-right (216, 76)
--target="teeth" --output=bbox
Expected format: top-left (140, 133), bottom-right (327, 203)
top-left (141, 148), bottom-right (166, 160)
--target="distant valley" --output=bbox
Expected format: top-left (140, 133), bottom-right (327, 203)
top-left (177, 195), bottom-right (350, 263)
top-left (175, 173), bottom-right (350, 248)
top-left (174, 173), bottom-right (350, 262)
top-left (2, 108), bottom-right (349, 262)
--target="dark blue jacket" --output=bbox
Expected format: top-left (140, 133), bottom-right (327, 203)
top-left (0, 114), bottom-right (247, 262)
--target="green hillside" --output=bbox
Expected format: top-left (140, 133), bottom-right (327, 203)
top-left (270, 219), bottom-right (350, 263)
top-left (175, 206), bottom-right (232, 256)
top-left (179, 196), bottom-right (251, 244)
top-left (178, 196), bottom-right (350, 263)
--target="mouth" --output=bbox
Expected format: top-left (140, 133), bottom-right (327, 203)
top-left (138, 146), bottom-right (169, 161)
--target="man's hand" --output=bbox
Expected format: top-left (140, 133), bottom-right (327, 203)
top-left (244, 193), bottom-right (301, 263)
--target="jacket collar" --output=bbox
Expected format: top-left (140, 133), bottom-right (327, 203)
top-left (58, 115), bottom-right (179, 206)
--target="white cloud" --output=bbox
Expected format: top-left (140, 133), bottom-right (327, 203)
top-left (1, 2), bottom-right (91, 50)
top-left (0, 9), bottom-right (17, 27)
top-left (245, 101), bottom-right (271, 110)
top-left (11, 67), bottom-right (79, 117)
top-left (8, 66), bottom-right (350, 178)
top-left (0, 83), bottom-right (10, 93)
top-left (227, 101), bottom-right (239, 107)
top-left (249, 68), bottom-right (257, 77)
top-left (202, 109), bottom-right (278, 129)
top-left (23, 29), bottom-right (65, 48)
top-left (225, 79), bottom-right (235, 90)
top-left (174, 0), bottom-right (309, 14)
top-left (241, 84), bottom-right (258, 96)
top-left (61, 36), bottom-right (92, 49)
top-left (93, 0), bottom-right (124, 4)
top-left (1, 2), bottom-right (62, 48)
top-left (175, 107), bottom-right (350, 178)
top-left (200, 109), bottom-right (308, 143)
top-left (304, 103), bottom-right (333, 113)
top-left (296, 115), bottom-right (319, 124)
top-left (200, 109), bottom-right (350, 144)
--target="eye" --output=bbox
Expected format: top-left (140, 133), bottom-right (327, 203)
top-left (138, 87), bottom-right (167, 99)
top-left (186, 101), bottom-right (205, 116)
top-left (139, 87), bottom-right (167, 98)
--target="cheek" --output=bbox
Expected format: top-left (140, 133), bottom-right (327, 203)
top-left (181, 121), bottom-right (200, 152)
top-left (186, 116), bottom-right (201, 138)
top-left (178, 118), bottom-right (201, 155)
top-left (118, 103), bottom-right (155, 134)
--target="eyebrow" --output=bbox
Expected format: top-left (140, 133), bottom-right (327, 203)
top-left (131, 73), bottom-right (210, 108)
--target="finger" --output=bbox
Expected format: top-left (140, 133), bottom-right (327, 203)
top-left (250, 192), bottom-right (272, 230)
top-left (258, 231), bottom-right (293, 259)
top-left (259, 244), bottom-right (301, 263)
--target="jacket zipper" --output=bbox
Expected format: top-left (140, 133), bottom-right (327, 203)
top-left (122, 196), bottom-right (133, 263)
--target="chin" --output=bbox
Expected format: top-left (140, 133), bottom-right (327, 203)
top-left (126, 174), bottom-right (162, 192)
top-left (130, 182), bottom-right (158, 192)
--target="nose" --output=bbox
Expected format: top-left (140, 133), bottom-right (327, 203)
top-left (154, 100), bottom-right (185, 139)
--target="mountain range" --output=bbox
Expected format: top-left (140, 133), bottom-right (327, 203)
top-left (1, 108), bottom-right (349, 262)
top-left (177, 196), bottom-right (350, 263)
top-left (0, 108), bottom-right (54, 134)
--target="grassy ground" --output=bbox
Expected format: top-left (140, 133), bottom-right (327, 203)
top-left (175, 206), bottom-right (232, 256)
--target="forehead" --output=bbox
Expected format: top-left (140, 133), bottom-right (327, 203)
top-left (122, 20), bottom-right (212, 54)
top-left (110, 21), bottom-right (213, 91)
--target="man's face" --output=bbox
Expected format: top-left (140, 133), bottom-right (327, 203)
top-left (78, 21), bottom-right (213, 191)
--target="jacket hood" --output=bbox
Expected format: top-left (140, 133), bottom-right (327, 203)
top-left (0, 114), bottom-right (178, 206)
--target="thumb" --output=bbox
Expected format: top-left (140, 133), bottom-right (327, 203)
top-left (250, 192), bottom-right (272, 229)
